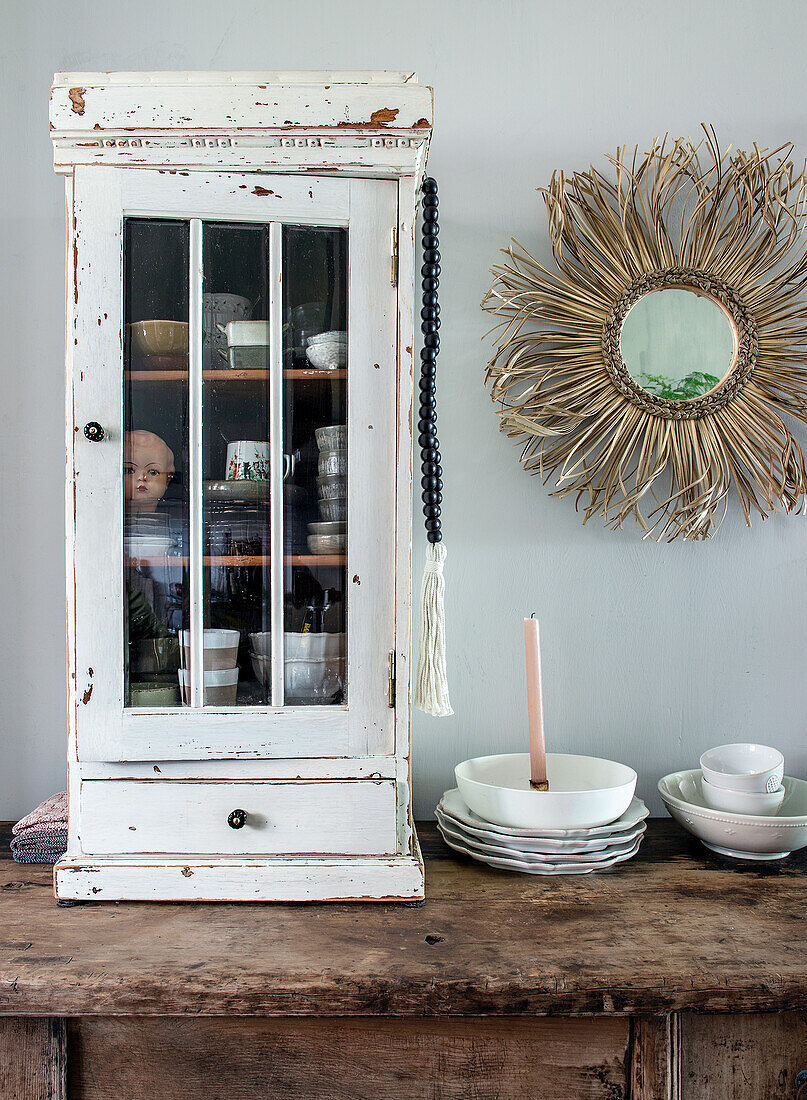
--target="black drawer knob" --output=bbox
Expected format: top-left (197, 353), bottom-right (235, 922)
top-left (84, 422), bottom-right (105, 442)
top-left (227, 809), bottom-right (247, 829)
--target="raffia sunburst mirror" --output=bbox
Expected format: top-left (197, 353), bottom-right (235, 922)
top-left (483, 128), bottom-right (807, 540)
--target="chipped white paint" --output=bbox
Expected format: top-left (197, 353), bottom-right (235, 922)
top-left (53, 71), bottom-right (430, 902)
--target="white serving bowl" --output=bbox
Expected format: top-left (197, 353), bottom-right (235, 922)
top-left (701, 778), bottom-right (785, 816)
top-left (658, 769), bottom-right (807, 859)
top-left (454, 753), bottom-right (637, 831)
top-left (284, 657), bottom-right (344, 701)
top-left (284, 632), bottom-right (344, 660)
top-left (700, 743), bottom-right (784, 794)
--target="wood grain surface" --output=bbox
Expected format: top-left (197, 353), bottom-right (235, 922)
top-left (66, 1016), bottom-right (629, 1100)
top-left (0, 1016), bottom-right (66, 1099)
top-left (681, 1011), bottom-right (807, 1099)
top-left (1, 821), bottom-right (807, 1018)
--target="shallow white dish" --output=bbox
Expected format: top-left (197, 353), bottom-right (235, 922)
top-left (435, 809), bottom-right (645, 862)
top-left (701, 778), bottom-right (785, 816)
top-left (699, 743), bottom-right (784, 794)
top-left (455, 753), bottom-right (637, 830)
top-left (437, 823), bottom-right (643, 875)
top-left (658, 769), bottom-right (807, 860)
top-left (438, 788), bottom-right (649, 840)
top-left (436, 794), bottom-right (647, 853)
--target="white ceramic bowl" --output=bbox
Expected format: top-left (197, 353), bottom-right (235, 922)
top-left (701, 778), bottom-right (785, 816)
top-left (318, 449), bottom-right (347, 477)
top-left (284, 632), bottom-right (344, 660)
top-left (130, 320), bottom-right (189, 355)
top-left (700, 743), bottom-right (784, 794)
top-left (248, 631), bottom-right (271, 658)
top-left (308, 330), bottom-right (347, 345)
top-left (284, 657), bottom-right (344, 701)
top-left (306, 341), bottom-right (347, 370)
top-left (658, 769), bottom-right (807, 859)
top-left (319, 497), bottom-right (346, 522)
top-left (315, 424), bottom-right (346, 451)
top-left (308, 533), bottom-right (346, 555)
top-left (178, 666), bottom-right (238, 705)
top-left (180, 628), bottom-right (240, 671)
top-left (308, 521), bottom-right (346, 535)
top-left (455, 753), bottom-right (637, 831)
top-left (317, 474), bottom-right (346, 500)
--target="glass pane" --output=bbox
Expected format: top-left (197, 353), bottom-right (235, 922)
top-left (201, 222), bottom-right (272, 705)
top-left (282, 226), bottom-right (348, 705)
top-left (123, 218), bottom-right (189, 708)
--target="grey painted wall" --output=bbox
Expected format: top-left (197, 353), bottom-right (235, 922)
top-left (2, 0), bottom-right (806, 821)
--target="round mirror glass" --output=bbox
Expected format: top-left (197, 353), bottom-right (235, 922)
top-left (619, 287), bottom-right (737, 401)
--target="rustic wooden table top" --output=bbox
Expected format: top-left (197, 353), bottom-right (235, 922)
top-left (0, 819), bottom-right (805, 1018)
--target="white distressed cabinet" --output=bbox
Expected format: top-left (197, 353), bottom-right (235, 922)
top-left (50, 71), bottom-right (431, 901)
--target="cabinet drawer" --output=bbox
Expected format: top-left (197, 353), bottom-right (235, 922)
top-left (80, 780), bottom-right (398, 856)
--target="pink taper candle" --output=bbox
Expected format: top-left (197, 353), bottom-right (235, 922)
top-left (524, 615), bottom-right (549, 791)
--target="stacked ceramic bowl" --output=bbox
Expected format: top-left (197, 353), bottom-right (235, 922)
top-left (178, 628), bottom-right (240, 704)
top-left (306, 329), bottom-right (347, 370)
top-left (660, 742), bottom-right (807, 860)
top-left (247, 631), bottom-right (345, 703)
top-left (436, 753), bottom-right (648, 875)
top-left (310, 424), bottom-right (347, 549)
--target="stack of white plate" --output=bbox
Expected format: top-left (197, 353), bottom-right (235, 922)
top-left (435, 788), bottom-right (649, 875)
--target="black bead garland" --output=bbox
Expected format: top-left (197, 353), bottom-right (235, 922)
top-left (417, 177), bottom-right (444, 543)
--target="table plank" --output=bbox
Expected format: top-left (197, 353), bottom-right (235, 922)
top-left (66, 1016), bottom-right (630, 1100)
top-left (1, 821), bottom-right (806, 1017)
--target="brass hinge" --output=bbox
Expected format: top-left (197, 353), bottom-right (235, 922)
top-left (390, 228), bottom-right (398, 288)
top-left (387, 650), bottom-right (396, 708)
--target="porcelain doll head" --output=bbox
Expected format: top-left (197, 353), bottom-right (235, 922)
top-left (124, 430), bottom-right (175, 513)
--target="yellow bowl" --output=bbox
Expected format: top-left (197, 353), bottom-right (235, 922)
top-left (130, 320), bottom-right (189, 355)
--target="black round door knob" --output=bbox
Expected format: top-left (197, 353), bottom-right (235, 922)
top-left (227, 809), bottom-right (247, 830)
top-left (84, 422), bottom-right (105, 442)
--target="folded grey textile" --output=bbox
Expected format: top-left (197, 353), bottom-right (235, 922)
top-left (13, 791), bottom-right (68, 835)
top-left (11, 829), bottom-right (68, 864)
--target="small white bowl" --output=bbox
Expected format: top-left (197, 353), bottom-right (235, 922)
top-left (315, 424), bottom-right (346, 451)
top-left (318, 449), bottom-right (347, 477)
top-left (319, 497), bottom-right (346, 522)
top-left (455, 753), bottom-right (637, 831)
top-left (659, 769), bottom-right (807, 860)
top-left (317, 474), bottom-right (346, 500)
top-left (306, 342), bottom-right (347, 370)
top-left (701, 778), bottom-right (785, 816)
top-left (700, 743), bottom-right (784, 794)
top-left (308, 533), bottom-right (346, 555)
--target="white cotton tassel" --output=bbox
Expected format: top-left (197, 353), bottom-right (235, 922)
top-left (414, 541), bottom-right (453, 716)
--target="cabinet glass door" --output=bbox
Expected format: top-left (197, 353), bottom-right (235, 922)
top-left (124, 219), bottom-right (349, 710)
top-left (75, 169), bottom-right (395, 759)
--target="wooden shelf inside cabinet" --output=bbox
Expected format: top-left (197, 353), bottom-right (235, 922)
top-left (125, 369), bottom-right (347, 382)
top-left (126, 555), bottom-right (346, 567)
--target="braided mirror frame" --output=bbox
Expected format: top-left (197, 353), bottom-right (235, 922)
top-left (483, 130), bottom-right (807, 540)
top-left (602, 269), bottom-right (758, 422)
